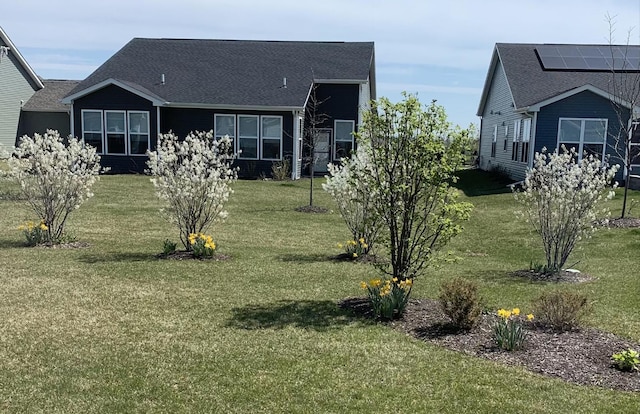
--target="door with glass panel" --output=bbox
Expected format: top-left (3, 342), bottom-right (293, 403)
top-left (313, 129), bottom-right (331, 174)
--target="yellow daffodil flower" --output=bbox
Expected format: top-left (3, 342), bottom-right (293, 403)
top-left (512, 308), bottom-right (520, 316)
top-left (526, 314), bottom-right (534, 321)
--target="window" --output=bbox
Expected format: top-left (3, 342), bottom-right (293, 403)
top-left (105, 111), bottom-right (126, 154)
top-left (81, 110), bottom-right (103, 153)
top-left (512, 119), bottom-right (521, 161)
top-left (631, 122), bottom-right (640, 166)
top-left (558, 118), bottom-right (607, 161)
top-left (129, 112), bottom-right (150, 155)
top-left (81, 110), bottom-right (149, 155)
top-left (335, 120), bottom-right (355, 159)
top-left (297, 116), bottom-right (304, 162)
top-left (491, 125), bottom-right (497, 157)
top-left (521, 118), bottom-right (531, 164)
top-left (261, 116), bottom-right (282, 160)
top-left (238, 115), bottom-right (259, 159)
top-left (215, 114), bottom-right (235, 143)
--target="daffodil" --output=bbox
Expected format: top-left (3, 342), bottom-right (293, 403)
top-left (512, 308), bottom-right (520, 316)
top-left (337, 243), bottom-right (343, 249)
top-left (352, 253), bottom-right (358, 258)
top-left (526, 313), bottom-right (534, 321)
top-left (360, 281), bottom-right (367, 289)
top-left (359, 238), bottom-right (365, 244)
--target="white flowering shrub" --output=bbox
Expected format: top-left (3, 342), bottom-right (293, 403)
top-left (322, 141), bottom-right (381, 254)
top-left (514, 146), bottom-right (619, 273)
top-left (147, 131), bottom-right (238, 250)
top-left (5, 130), bottom-right (102, 243)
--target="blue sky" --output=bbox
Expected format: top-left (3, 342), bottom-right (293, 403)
top-left (3, 0), bottom-right (640, 127)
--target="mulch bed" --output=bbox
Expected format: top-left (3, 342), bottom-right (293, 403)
top-left (339, 297), bottom-right (640, 392)
top-left (294, 205), bottom-right (330, 214)
top-left (158, 251), bottom-right (230, 261)
top-left (605, 217), bottom-right (640, 228)
top-left (38, 241), bottom-right (90, 249)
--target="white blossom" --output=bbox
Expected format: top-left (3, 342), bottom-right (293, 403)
top-left (146, 131), bottom-right (238, 249)
top-left (513, 146), bottom-right (619, 272)
top-left (4, 130), bottom-right (103, 242)
top-left (322, 141), bottom-right (382, 252)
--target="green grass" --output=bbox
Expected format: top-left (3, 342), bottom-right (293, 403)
top-left (0, 172), bottom-right (639, 413)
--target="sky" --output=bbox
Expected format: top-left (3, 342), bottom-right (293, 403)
top-left (3, 0), bottom-right (640, 128)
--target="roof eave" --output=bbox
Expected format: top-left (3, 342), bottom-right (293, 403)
top-left (524, 84), bottom-right (636, 112)
top-left (164, 102), bottom-right (305, 112)
top-left (476, 45), bottom-right (500, 117)
top-left (61, 78), bottom-right (166, 106)
top-left (0, 26), bottom-right (44, 90)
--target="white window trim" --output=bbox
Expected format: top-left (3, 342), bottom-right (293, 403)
top-left (238, 114), bottom-right (259, 160)
top-left (214, 114), bottom-right (236, 151)
top-left (557, 117), bottom-right (608, 161)
top-left (334, 119), bottom-right (355, 160)
top-left (260, 115), bottom-right (283, 161)
top-left (513, 119), bottom-right (521, 143)
top-left (297, 116), bottom-right (304, 162)
top-left (128, 110), bottom-right (151, 156)
top-left (81, 109), bottom-right (150, 156)
top-left (81, 109), bottom-right (103, 152)
top-left (104, 110), bottom-right (127, 155)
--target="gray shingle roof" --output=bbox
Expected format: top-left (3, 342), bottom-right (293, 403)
top-left (66, 39), bottom-right (375, 108)
top-left (478, 43), bottom-right (640, 115)
top-left (22, 79), bottom-right (80, 112)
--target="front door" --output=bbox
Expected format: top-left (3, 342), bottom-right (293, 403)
top-left (313, 129), bottom-right (331, 174)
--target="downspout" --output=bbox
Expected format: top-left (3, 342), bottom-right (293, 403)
top-left (69, 102), bottom-right (75, 138)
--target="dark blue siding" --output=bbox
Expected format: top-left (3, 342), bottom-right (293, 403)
top-left (161, 107), bottom-right (294, 179)
top-left (535, 90), bottom-right (627, 181)
top-left (73, 85), bottom-right (157, 174)
top-left (303, 83), bottom-right (360, 175)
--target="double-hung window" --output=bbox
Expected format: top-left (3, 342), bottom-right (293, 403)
top-left (81, 110), bottom-right (104, 153)
top-left (261, 116), bottom-right (282, 160)
top-left (215, 114), bottom-right (236, 155)
top-left (491, 125), bottom-right (497, 157)
top-left (558, 118), bottom-right (607, 161)
top-left (128, 111), bottom-right (150, 154)
top-left (521, 118), bottom-right (531, 163)
top-left (512, 119), bottom-right (521, 161)
top-left (334, 120), bottom-right (355, 159)
top-left (105, 111), bottom-right (126, 154)
top-left (631, 122), bottom-right (640, 167)
top-left (238, 115), bottom-right (259, 159)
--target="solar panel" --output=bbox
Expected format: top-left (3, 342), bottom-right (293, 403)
top-left (536, 44), bottom-right (640, 71)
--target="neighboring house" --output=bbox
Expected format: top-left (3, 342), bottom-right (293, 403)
top-left (477, 43), bottom-right (640, 182)
top-left (18, 79), bottom-right (79, 138)
top-left (62, 39), bottom-right (376, 177)
top-left (0, 26), bottom-right (44, 155)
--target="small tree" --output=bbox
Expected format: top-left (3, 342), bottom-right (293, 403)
top-left (358, 94), bottom-right (473, 280)
top-left (606, 15), bottom-right (640, 218)
top-left (322, 140), bottom-right (382, 253)
top-left (302, 83), bottom-right (329, 208)
top-left (5, 130), bottom-right (102, 243)
top-left (146, 131), bottom-right (238, 250)
top-left (514, 147), bottom-right (619, 273)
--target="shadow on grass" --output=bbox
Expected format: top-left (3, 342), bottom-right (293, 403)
top-left (227, 300), bottom-right (367, 331)
top-left (78, 252), bottom-right (156, 263)
top-left (0, 239), bottom-right (27, 249)
top-left (453, 168), bottom-right (516, 197)
top-left (473, 269), bottom-right (543, 285)
top-left (278, 253), bottom-right (334, 263)
top-left (414, 322), bottom-right (466, 339)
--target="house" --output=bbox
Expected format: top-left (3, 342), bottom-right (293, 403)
top-left (62, 39), bottom-right (376, 177)
top-left (0, 26), bottom-right (44, 155)
top-left (18, 79), bottom-right (79, 138)
top-left (477, 43), bottom-right (640, 182)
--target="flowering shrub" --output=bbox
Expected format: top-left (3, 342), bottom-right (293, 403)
top-left (514, 146), bottom-right (619, 273)
top-left (18, 220), bottom-right (48, 246)
top-left (612, 349), bottom-right (639, 372)
top-left (188, 233), bottom-right (216, 258)
top-left (360, 277), bottom-right (412, 320)
top-left (5, 130), bottom-right (102, 243)
top-left (337, 238), bottom-right (368, 259)
top-left (492, 308), bottom-right (534, 351)
top-left (323, 141), bottom-right (381, 254)
top-left (147, 131), bottom-right (237, 250)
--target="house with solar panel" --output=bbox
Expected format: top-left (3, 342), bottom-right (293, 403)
top-left (477, 43), bottom-right (640, 182)
top-left (61, 38), bottom-right (376, 177)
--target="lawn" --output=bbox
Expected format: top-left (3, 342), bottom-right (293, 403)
top-left (0, 171), bottom-right (639, 413)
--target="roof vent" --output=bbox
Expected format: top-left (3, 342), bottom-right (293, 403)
top-left (161, 73), bottom-right (165, 85)
top-left (282, 77), bottom-right (287, 89)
